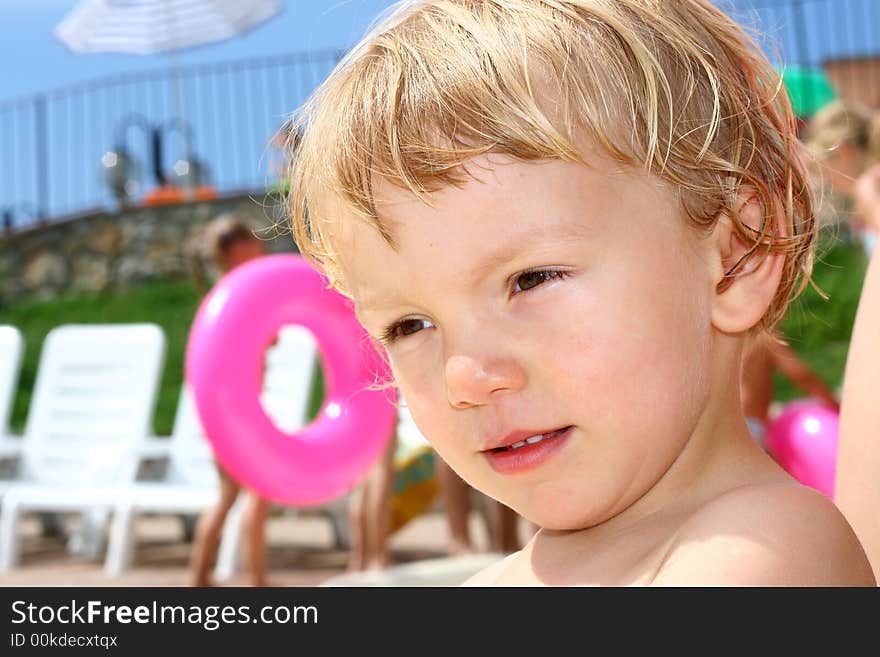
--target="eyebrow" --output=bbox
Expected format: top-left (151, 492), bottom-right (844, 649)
top-left (356, 216), bottom-right (587, 317)
top-left (466, 218), bottom-right (587, 280)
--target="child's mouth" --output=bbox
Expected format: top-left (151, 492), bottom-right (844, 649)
top-left (489, 427), bottom-right (569, 451)
top-left (483, 426), bottom-right (573, 474)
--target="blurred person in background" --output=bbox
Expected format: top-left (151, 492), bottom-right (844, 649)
top-left (807, 106), bottom-right (880, 579)
top-left (836, 160), bottom-right (880, 581)
top-left (346, 426), bottom-right (396, 572)
top-left (740, 334), bottom-right (840, 451)
top-left (807, 100), bottom-right (880, 256)
top-left (188, 213), bottom-right (271, 587)
top-left (436, 458), bottom-right (526, 556)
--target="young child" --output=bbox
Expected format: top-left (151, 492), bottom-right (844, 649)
top-left (284, 0), bottom-right (874, 585)
top-left (189, 213), bottom-right (272, 587)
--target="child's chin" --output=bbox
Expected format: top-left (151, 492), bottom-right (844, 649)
top-left (530, 515), bottom-right (583, 533)
top-left (531, 509), bottom-right (608, 533)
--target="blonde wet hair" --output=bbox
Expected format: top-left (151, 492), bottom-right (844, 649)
top-left (285, 0), bottom-right (816, 334)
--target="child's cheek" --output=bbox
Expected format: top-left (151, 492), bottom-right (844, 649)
top-left (387, 350), bottom-right (446, 431)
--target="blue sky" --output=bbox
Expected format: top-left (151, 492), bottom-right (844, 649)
top-left (1, 0), bottom-right (877, 226)
top-left (0, 0), bottom-right (397, 103)
top-left (3, 1), bottom-right (879, 105)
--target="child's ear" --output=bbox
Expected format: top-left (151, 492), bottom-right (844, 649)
top-left (710, 192), bottom-right (785, 334)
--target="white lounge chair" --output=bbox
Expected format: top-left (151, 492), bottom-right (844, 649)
top-left (0, 325), bottom-right (24, 435)
top-left (0, 325), bottom-right (25, 485)
top-left (103, 383), bottom-right (225, 576)
top-left (0, 325), bottom-right (85, 545)
top-left (0, 326), bottom-right (24, 448)
top-left (0, 323), bottom-right (166, 571)
top-left (104, 325), bottom-right (350, 580)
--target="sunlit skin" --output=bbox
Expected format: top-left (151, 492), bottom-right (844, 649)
top-left (330, 148), bottom-right (874, 585)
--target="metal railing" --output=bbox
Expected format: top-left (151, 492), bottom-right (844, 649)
top-left (0, 48), bottom-right (342, 231)
top-left (1, 0), bottom-right (878, 232)
top-left (728, 0), bottom-right (879, 65)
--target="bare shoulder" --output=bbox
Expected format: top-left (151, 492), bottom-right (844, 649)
top-left (461, 552), bottom-right (521, 586)
top-left (652, 483), bottom-right (875, 586)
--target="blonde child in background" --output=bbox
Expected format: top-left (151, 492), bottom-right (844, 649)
top-left (189, 214), bottom-right (272, 587)
top-left (807, 100), bottom-right (880, 255)
top-left (284, 0), bottom-right (874, 585)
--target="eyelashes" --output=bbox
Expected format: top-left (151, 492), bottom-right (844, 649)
top-left (513, 268), bottom-right (569, 292)
top-left (380, 317), bottom-right (434, 345)
top-left (378, 267), bottom-right (571, 345)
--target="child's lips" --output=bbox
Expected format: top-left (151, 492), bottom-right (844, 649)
top-left (481, 426), bottom-right (573, 475)
top-left (481, 425), bottom-right (573, 452)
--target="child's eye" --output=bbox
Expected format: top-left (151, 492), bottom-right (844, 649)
top-left (513, 269), bottom-right (567, 293)
top-left (381, 317), bottom-right (434, 344)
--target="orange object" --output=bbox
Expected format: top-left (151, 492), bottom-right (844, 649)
top-left (193, 185), bottom-right (218, 200)
top-left (141, 185), bottom-right (218, 206)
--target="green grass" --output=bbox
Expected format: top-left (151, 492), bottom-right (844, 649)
top-left (0, 228), bottom-right (868, 433)
top-left (775, 228), bottom-right (869, 400)
top-left (0, 279), bottom-right (325, 435)
top-left (1, 280), bottom-right (201, 435)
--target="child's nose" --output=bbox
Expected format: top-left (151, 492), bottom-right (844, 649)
top-left (444, 352), bottom-right (526, 409)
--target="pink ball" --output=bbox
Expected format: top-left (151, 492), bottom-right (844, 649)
top-left (766, 400), bottom-right (839, 498)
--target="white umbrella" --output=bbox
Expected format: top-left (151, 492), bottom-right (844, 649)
top-left (54, 0), bottom-right (282, 55)
top-left (53, 0), bottom-right (283, 197)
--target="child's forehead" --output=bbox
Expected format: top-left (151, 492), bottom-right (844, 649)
top-left (331, 153), bottom-right (710, 328)
top-left (324, 151), bottom-right (584, 243)
top-left (329, 149), bottom-right (681, 268)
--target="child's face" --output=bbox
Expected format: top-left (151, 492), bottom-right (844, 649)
top-left (335, 148), bottom-right (721, 530)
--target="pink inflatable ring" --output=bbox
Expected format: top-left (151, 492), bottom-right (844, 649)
top-left (185, 253), bottom-right (396, 505)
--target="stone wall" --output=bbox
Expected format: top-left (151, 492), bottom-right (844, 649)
top-left (0, 193), bottom-right (299, 304)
